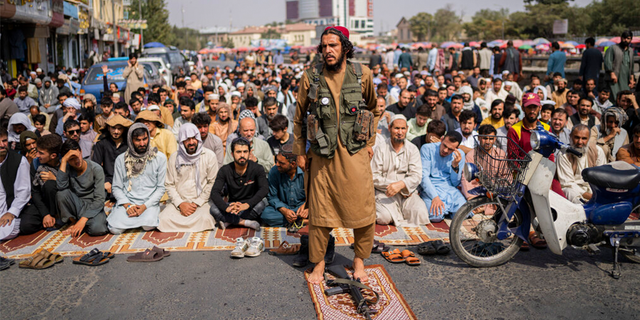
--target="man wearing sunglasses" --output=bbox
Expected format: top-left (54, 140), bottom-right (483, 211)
top-left (63, 119), bottom-right (92, 159)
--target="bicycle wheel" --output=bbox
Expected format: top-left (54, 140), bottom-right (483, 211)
top-left (449, 196), bottom-right (524, 267)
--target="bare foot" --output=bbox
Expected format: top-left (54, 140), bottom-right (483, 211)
top-left (307, 260), bottom-right (325, 284)
top-left (352, 257), bottom-right (368, 282)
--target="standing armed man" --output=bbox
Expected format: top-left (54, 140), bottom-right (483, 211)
top-left (294, 26), bottom-right (378, 284)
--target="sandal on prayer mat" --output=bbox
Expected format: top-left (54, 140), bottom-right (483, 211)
top-left (432, 240), bottom-right (450, 255)
top-left (401, 250), bottom-right (421, 266)
top-left (151, 246), bottom-right (171, 258)
top-left (382, 249), bottom-right (405, 263)
top-left (19, 251), bottom-right (56, 270)
top-left (417, 242), bottom-right (437, 256)
top-left (268, 241), bottom-right (301, 255)
top-left (127, 249), bottom-right (164, 262)
top-left (73, 250), bottom-right (110, 266)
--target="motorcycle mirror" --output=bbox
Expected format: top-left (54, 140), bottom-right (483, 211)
top-left (464, 162), bottom-right (478, 182)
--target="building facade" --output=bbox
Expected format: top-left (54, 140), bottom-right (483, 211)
top-left (286, 0), bottom-right (373, 37)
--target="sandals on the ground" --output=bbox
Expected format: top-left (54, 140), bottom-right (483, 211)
top-left (382, 249), bottom-right (406, 263)
top-left (269, 241), bottom-right (301, 255)
top-left (401, 250), bottom-right (421, 266)
top-left (19, 250), bottom-right (56, 270)
top-left (417, 242), bottom-right (437, 255)
top-left (73, 248), bottom-right (110, 266)
top-left (127, 248), bottom-right (164, 262)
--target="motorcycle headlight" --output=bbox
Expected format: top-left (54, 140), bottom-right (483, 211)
top-left (530, 131), bottom-right (541, 150)
top-left (463, 163), bottom-right (478, 182)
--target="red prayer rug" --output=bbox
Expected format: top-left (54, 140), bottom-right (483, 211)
top-left (305, 264), bottom-right (417, 320)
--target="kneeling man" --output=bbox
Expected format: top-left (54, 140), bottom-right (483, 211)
top-left (56, 140), bottom-right (108, 237)
top-left (372, 115), bottom-right (428, 226)
top-left (557, 124), bottom-right (605, 204)
top-left (158, 123), bottom-right (219, 232)
top-left (107, 124), bottom-right (167, 234)
top-left (419, 131), bottom-right (466, 222)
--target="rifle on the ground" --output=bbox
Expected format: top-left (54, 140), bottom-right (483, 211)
top-left (324, 265), bottom-right (379, 320)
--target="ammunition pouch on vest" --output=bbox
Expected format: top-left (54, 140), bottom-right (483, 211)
top-left (305, 61), bottom-right (373, 159)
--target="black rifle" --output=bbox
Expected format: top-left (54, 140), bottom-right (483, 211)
top-left (324, 265), bottom-right (379, 320)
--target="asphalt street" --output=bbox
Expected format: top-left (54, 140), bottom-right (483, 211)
top-left (2, 244), bottom-right (640, 320)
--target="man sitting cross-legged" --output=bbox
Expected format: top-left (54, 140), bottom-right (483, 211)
top-left (419, 131), bottom-right (466, 222)
top-left (210, 137), bottom-right (268, 230)
top-left (557, 124), bottom-right (606, 204)
top-left (19, 134), bottom-right (64, 235)
top-left (55, 139), bottom-right (108, 237)
top-left (107, 124), bottom-right (167, 234)
top-left (262, 143), bottom-right (307, 227)
top-left (92, 115), bottom-right (132, 203)
top-left (461, 125), bottom-right (506, 201)
top-left (372, 114), bottom-right (429, 226)
top-left (0, 127), bottom-right (31, 240)
top-left (158, 123), bottom-right (219, 232)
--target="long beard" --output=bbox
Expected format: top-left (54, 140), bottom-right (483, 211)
top-left (325, 54), bottom-right (345, 72)
top-left (573, 145), bottom-right (587, 156)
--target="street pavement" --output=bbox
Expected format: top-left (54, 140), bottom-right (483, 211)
top-left (2, 244), bottom-right (640, 319)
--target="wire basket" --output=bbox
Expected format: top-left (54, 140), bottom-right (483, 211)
top-left (473, 135), bottom-right (532, 199)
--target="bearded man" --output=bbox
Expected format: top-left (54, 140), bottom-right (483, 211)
top-left (294, 26), bottom-right (378, 283)
top-left (106, 124), bottom-right (167, 234)
top-left (158, 123), bottom-right (219, 232)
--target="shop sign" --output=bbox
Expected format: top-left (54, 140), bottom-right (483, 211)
top-left (12, 0), bottom-right (52, 25)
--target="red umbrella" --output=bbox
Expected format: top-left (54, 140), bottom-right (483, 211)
top-left (576, 44), bottom-right (586, 49)
top-left (609, 37), bottom-right (621, 43)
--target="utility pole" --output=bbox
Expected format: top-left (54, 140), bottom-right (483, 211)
top-left (112, 0), bottom-right (119, 57)
top-left (139, 0), bottom-right (143, 52)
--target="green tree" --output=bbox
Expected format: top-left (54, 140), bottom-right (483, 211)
top-left (129, 0), bottom-right (174, 46)
top-left (409, 12), bottom-right (433, 41)
top-left (432, 5), bottom-right (462, 41)
top-left (524, 0), bottom-right (574, 4)
top-left (261, 29), bottom-right (282, 39)
top-left (463, 9), bottom-right (510, 40)
top-left (585, 0), bottom-right (640, 36)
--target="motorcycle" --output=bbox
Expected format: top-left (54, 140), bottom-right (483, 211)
top-left (448, 127), bottom-right (640, 278)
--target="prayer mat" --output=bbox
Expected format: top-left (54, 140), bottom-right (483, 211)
top-left (305, 264), bottom-right (417, 320)
top-left (0, 222), bottom-right (450, 259)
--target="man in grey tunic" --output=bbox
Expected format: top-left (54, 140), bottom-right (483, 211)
top-left (56, 140), bottom-right (108, 237)
top-left (107, 123), bottom-right (167, 234)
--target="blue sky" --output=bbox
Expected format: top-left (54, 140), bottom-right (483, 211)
top-left (167, 0), bottom-right (594, 34)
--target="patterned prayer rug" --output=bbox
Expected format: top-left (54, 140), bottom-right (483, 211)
top-left (305, 264), bottom-right (417, 320)
top-left (0, 223), bottom-right (451, 259)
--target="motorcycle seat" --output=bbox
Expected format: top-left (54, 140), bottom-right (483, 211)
top-left (582, 161), bottom-right (640, 189)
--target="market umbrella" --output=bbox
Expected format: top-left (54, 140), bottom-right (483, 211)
top-left (487, 40), bottom-right (503, 47)
top-left (440, 41), bottom-right (456, 48)
top-left (560, 43), bottom-right (575, 49)
top-left (576, 44), bottom-right (586, 49)
top-left (564, 41), bottom-right (579, 46)
top-left (598, 41), bottom-right (615, 47)
top-left (522, 40), bottom-right (534, 46)
top-left (512, 40), bottom-right (524, 47)
top-left (198, 48), bottom-right (209, 54)
top-left (595, 38), bottom-right (610, 46)
top-left (609, 37), bottom-right (621, 43)
top-left (469, 41), bottom-right (481, 47)
top-left (518, 44), bottom-right (532, 50)
top-left (144, 42), bottom-right (165, 48)
top-left (532, 38), bottom-right (550, 45)
top-left (449, 43), bottom-right (464, 49)
top-left (536, 44), bottom-right (550, 51)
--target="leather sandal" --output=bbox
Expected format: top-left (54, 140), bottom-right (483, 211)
top-left (269, 241), bottom-right (301, 255)
top-left (401, 250), bottom-right (421, 266)
top-left (382, 249), bottom-right (405, 263)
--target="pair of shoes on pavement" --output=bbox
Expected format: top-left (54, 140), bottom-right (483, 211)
top-left (0, 256), bottom-right (15, 271)
top-left (231, 237), bottom-right (264, 258)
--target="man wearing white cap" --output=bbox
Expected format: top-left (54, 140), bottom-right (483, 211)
top-left (371, 114), bottom-right (428, 226)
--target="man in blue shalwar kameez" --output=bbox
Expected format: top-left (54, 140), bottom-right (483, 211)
top-left (420, 131), bottom-right (466, 222)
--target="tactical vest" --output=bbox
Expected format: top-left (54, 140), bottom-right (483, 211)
top-left (305, 61), bottom-right (372, 159)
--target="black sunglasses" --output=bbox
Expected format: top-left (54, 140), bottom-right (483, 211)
top-left (66, 129), bottom-right (80, 135)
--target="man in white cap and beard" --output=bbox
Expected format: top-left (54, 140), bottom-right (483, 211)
top-left (371, 114), bottom-right (428, 226)
top-left (158, 123), bottom-right (219, 232)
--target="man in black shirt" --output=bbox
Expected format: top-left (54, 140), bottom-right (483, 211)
top-left (209, 137), bottom-right (268, 230)
top-left (266, 114), bottom-right (292, 156)
top-left (411, 119), bottom-right (446, 151)
top-left (386, 89), bottom-right (416, 119)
